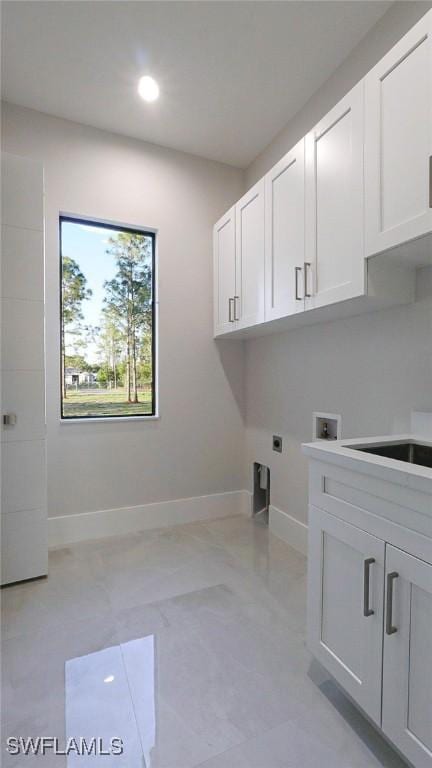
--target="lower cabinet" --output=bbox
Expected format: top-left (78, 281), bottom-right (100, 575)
top-left (307, 505), bottom-right (385, 724)
top-left (308, 504), bottom-right (432, 767)
top-left (382, 546), bottom-right (432, 768)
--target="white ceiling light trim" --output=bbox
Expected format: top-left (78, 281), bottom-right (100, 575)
top-left (138, 76), bottom-right (160, 103)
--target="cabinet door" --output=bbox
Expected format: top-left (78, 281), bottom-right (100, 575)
top-left (307, 505), bottom-right (385, 724)
top-left (382, 546), bottom-right (432, 768)
top-left (1, 154), bottom-right (47, 585)
top-left (365, 11), bottom-right (432, 257)
top-left (265, 140), bottom-right (305, 320)
top-left (235, 179), bottom-right (265, 329)
top-left (213, 206), bottom-right (236, 336)
top-left (305, 82), bottom-right (365, 310)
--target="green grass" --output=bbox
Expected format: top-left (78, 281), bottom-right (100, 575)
top-left (62, 387), bottom-right (153, 418)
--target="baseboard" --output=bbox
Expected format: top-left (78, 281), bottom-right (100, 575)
top-left (241, 490), bottom-right (253, 517)
top-left (269, 504), bottom-right (308, 556)
top-left (48, 489), bottom-right (250, 548)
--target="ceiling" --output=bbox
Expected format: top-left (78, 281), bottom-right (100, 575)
top-left (1, 1), bottom-right (392, 168)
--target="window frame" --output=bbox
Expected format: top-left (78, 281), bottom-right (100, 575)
top-left (59, 214), bottom-right (157, 422)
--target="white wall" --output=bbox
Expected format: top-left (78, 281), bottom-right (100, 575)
top-left (245, 270), bottom-right (432, 526)
top-left (3, 1), bottom-right (432, 542)
top-left (243, 1), bottom-right (432, 530)
top-left (1, 103), bottom-right (245, 520)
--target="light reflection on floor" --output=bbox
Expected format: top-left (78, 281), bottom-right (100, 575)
top-left (66, 635), bottom-right (156, 766)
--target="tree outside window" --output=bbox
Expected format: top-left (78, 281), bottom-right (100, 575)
top-left (60, 217), bottom-right (156, 419)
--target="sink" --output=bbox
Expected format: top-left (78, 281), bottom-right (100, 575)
top-left (353, 442), bottom-right (432, 469)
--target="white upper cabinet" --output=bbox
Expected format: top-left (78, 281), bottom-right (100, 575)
top-left (365, 11), bottom-right (432, 257)
top-left (213, 13), bottom-right (428, 339)
top-left (382, 546), bottom-right (432, 768)
top-left (305, 81), bottom-right (365, 310)
top-left (265, 139), bottom-right (305, 320)
top-left (213, 206), bottom-right (236, 336)
top-left (235, 179), bottom-right (265, 329)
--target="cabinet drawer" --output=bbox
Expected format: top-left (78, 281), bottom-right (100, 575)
top-left (309, 460), bottom-right (432, 564)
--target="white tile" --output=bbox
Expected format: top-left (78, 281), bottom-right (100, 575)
top-left (1, 297), bottom-right (44, 371)
top-left (1, 547), bottom-right (110, 640)
top-left (122, 633), bottom-right (224, 768)
top-left (1, 370), bottom-right (45, 442)
top-left (0, 516), bottom-right (406, 768)
top-left (2, 615), bottom-right (118, 763)
top-left (193, 718), bottom-right (352, 768)
top-left (1, 509), bottom-right (47, 584)
top-left (1, 439), bottom-right (46, 513)
top-left (1, 225), bottom-right (44, 300)
top-left (1, 153), bottom-right (43, 231)
top-left (65, 644), bottom-right (143, 766)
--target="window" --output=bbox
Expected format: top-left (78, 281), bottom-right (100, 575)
top-left (60, 216), bottom-right (156, 419)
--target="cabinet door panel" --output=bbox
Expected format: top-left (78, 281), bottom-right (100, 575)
top-left (235, 180), bottom-right (265, 329)
top-left (305, 82), bottom-right (365, 309)
top-left (383, 546), bottom-right (432, 768)
top-left (265, 140), bottom-right (305, 320)
top-left (213, 207), bottom-right (236, 336)
top-left (365, 11), bottom-right (432, 256)
top-left (307, 505), bottom-right (385, 724)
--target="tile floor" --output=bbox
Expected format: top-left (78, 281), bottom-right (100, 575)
top-left (1, 515), bottom-right (408, 767)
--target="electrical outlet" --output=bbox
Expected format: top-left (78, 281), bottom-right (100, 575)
top-left (272, 435), bottom-right (282, 453)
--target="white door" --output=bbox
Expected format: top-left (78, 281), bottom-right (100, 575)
top-left (365, 11), bottom-right (432, 257)
top-left (307, 505), bottom-right (385, 724)
top-left (382, 546), bottom-right (432, 768)
top-left (1, 153), bottom-right (47, 584)
top-left (235, 179), bottom-right (265, 329)
top-left (305, 82), bottom-right (365, 310)
top-left (264, 139), bottom-right (305, 321)
top-left (213, 206), bottom-right (236, 336)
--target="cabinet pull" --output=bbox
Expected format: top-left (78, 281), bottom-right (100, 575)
top-left (386, 571), bottom-right (399, 635)
top-left (228, 297), bottom-right (234, 323)
top-left (295, 267), bottom-right (302, 301)
top-left (363, 558), bottom-right (375, 617)
top-left (234, 295), bottom-right (240, 321)
top-left (304, 262), bottom-right (312, 298)
top-left (429, 156), bottom-right (432, 208)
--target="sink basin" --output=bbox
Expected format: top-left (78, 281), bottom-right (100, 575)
top-left (354, 442), bottom-right (432, 469)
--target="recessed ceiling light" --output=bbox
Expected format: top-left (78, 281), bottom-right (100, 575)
top-left (104, 675), bottom-right (115, 684)
top-left (138, 76), bottom-right (160, 103)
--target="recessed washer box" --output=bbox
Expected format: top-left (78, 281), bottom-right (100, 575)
top-left (312, 412), bottom-right (341, 441)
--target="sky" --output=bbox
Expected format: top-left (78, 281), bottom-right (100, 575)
top-left (61, 220), bottom-right (118, 362)
top-left (61, 220), bottom-right (152, 365)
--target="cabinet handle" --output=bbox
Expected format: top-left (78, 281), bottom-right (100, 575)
top-left (386, 571), bottom-right (399, 635)
top-left (304, 262), bottom-right (312, 298)
top-left (295, 267), bottom-right (302, 301)
top-left (228, 297), bottom-right (234, 322)
top-left (234, 295), bottom-right (240, 321)
top-left (363, 557), bottom-right (375, 617)
top-left (429, 156), bottom-right (432, 208)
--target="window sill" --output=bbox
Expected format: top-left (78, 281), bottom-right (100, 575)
top-left (60, 414), bottom-right (160, 424)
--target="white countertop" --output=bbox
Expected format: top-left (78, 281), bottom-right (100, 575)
top-left (302, 434), bottom-right (432, 496)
